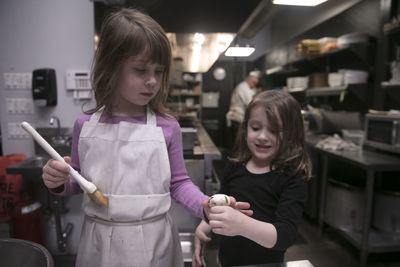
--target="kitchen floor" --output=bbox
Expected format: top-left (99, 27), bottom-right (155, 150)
top-left (285, 217), bottom-right (400, 267)
top-left (53, 216), bottom-right (400, 267)
top-left (202, 216), bottom-right (400, 267)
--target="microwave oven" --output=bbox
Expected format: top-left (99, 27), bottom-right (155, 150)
top-left (364, 114), bottom-right (400, 154)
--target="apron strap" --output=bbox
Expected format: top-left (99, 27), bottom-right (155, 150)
top-left (88, 106), bottom-right (105, 124)
top-left (86, 213), bottom-right (165, 226)
top-left (89, 106), bottom-right (155, 126)
top-left (146, 105), bottom-right (157, 126)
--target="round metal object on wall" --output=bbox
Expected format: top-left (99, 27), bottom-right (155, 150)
top-left (213, 67), bottom-right (226, 81)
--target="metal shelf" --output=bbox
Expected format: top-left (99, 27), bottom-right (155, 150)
top-left (306, 86), bottom-right (347, 97)
top-left (327, 226), bottom-right (400, 253)
top-left (381, 82), bottom-right (400, 89)
top-left (381, 82), bottom-right (400, 104)
top-left (287, 87), bottom-right (307, 93)
top-left (384, 24), bottom-right (400, 37)
top-left (266, 43), bottom-right (374, 76)
top-left (286, 84), bottom-right (371, 108)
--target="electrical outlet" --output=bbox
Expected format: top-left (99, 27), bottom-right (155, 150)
top-left (19, 98), bottom-right (34, 114)
top-left (3, 72), bottom-right (32, 89)
top-left (5, 98), bottom-right (34, 114)
top-left (8, 122), bottom-right (31, 139)
top-left (5, 98), bottom-right (16, 114)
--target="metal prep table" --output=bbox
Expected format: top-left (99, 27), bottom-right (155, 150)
top-left (171, 122), bottom-right (221, 262)
top-left (309, 141), bottom-right (400, 267)
top-left (237, 259), bottom-right (314, 267)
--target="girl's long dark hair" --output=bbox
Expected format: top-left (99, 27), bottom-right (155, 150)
top-left (231, 90), bottom-right (312, 180)
top-left (89, 8), bottom-right (172, 117)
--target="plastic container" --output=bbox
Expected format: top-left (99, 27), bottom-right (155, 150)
top-left (341, 129), bottom-right (365, 146)
top-left (373, 190), bottom-right (400, 233)
top-left (328, 72), bottom-right (344, 87)
top-left (287, 76), bottom-right (309, 89)
top-left (318, 37), bottom-right (338, 47)
top-left (337, 32), bottom-right (369, 48)
top-left (339, 69), bottom-right (368, 85)
top-left (181, 127), bottom-right (197, 150)
top-left (325, 179), bottom-right (365, 231)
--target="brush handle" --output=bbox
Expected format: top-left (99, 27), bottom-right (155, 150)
top-left (20, 121), bottom-right (96, 194)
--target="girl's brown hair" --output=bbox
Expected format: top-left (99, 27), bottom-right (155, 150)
top-left (89, 8), bottom-right (172, 116)
top-left (231, 90), bottom-right (312, 180)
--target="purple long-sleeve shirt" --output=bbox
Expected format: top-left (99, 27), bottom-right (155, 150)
top-left (53, 112), bottom-right (208, 220)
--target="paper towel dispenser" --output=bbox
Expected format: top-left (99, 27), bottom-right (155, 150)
top-left (32, 68), bottom-right (57, 106)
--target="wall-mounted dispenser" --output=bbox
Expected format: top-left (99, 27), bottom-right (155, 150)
top-left (32, 68), bottom-right (57, 106)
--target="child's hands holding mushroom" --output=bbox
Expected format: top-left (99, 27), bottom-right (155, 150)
top-left (202, 194), bottom-right (253, 223)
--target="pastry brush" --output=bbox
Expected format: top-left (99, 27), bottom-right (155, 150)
top-left (21, 121), bottom-right (108, 207)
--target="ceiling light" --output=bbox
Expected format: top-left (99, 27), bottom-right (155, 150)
top-left (216, 34), bottom-right (234, 52)
top-left (193, 33), bottom-right (205, 45)
top-left (225, 46), bottom-right (255, 57)
top-left (272, 0), bottom-right (328, 6)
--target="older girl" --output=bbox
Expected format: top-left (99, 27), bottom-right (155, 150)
top-left (42, 8), bottom-right (210, 267)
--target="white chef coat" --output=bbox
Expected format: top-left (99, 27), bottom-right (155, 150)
top-left (226, 81), bottom-right (257, 126)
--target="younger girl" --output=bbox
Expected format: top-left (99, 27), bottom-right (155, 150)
top-left (42, 8), bottom-right (211, 267)
top-left (193, 90), bottom-right (311, 267)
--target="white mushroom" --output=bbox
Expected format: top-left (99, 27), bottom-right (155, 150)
top-left (208, 194), bottom-right (231, 207)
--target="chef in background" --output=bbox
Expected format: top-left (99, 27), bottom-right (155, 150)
top-left (226, 70), bottom-right (261, 150)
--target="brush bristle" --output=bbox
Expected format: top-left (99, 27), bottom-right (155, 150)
top-left (88, 190), bottom-right (108, 207)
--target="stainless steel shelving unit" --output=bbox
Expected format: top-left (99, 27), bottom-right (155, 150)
top-left (312, 145), bottom-right (400, 267)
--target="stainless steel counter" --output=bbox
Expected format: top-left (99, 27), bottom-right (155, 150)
top-left (193, 124), bottom-right (221, 178)
top-left (238, 260), bottom-right (314, 267)
top-left (173, 123), bottom-right (222, 262)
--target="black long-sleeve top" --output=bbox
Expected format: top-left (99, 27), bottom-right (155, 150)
top-left (217, 161), bottom-right (308, 266)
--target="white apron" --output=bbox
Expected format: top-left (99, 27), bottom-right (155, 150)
top-left (75, 107), bottom-right (183, 267)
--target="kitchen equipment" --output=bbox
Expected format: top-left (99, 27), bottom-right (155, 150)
top-left (328, 72), bottom-right (344, 87)
top-left (309, 72), bottom-right (328, 88)
top-left (179, 233), bottom-right (195, 263)
top-left (337, 32), bottom-right (369, 48)
top-left (181, 127), bottom-right (197, 150)
top-left (339, 69), bottom-right (368, 85)
top-left (373, 189), bottom-right (400, 233)
top-left (325, 179), bottom-right (365, 231)
top-left (0, 238), bottom-right (53, 267)
top-left (287, 76), bottom-right (309, 89)
top-left (185, 97), bottom-right (194, 107)
top-left (307, 108), bottom-right (332, 133)
top-left (318, 37), bottom-right (338, 53)
top-left (11, 200), bottom-right (43, 245)
top-left (0, 154), bottom-right (27, 222)
top-left (32, 68), bottom-right (57, 106)
top-left (296, 39), bottom-right (320, 57)
top-left (364, 114), bottom-right (400, 154)
top-left (202, 92), bottom-right (219, 108)
top-left (341, 129), bottom-right (365, 146)
top-left (390, 46), bottom-right (400, 84)
top-left (321, 110), bottom-right (362, 133)
top-left (20, 122), bottom-right (108, 207)
top-left (318, 37), bottom-right (337, 48)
